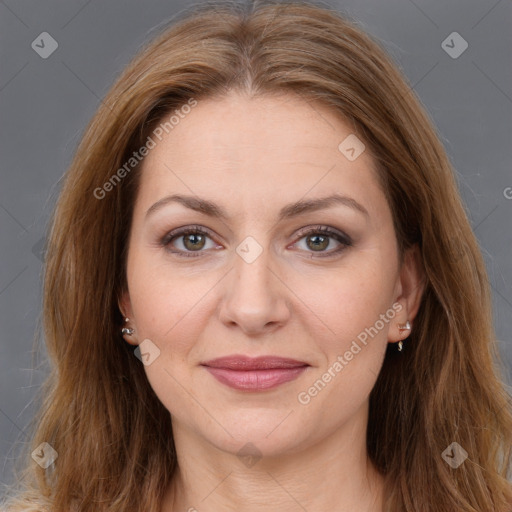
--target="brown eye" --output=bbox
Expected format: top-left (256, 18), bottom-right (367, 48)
top-left (305, 234), bottom-right (330, 251)
top-left (161, 226), bottom-right (220, 258)
top-left (293, 226), bottom-right (352, 258)
top-left (182, 232), bottom-right (207, 251)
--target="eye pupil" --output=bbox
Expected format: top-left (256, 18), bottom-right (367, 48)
top-left (184, 233), bottom-right (206, 251)
top-left (307, 234), bottom-right (329, 251)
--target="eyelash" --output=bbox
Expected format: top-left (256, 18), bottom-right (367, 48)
top-left (160, 224), bottom-right (352, 259)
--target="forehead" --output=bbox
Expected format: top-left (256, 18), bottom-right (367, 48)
top-left (134, 92), bottom-right (386, 222)
top-left (146, 92), bottom-right (369, 166)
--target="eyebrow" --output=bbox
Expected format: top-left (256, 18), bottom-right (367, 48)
top-left (145, 193), bottom-right (369, 222)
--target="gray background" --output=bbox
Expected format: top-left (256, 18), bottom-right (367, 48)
top-left (1, 0), bottom-right (511, 491)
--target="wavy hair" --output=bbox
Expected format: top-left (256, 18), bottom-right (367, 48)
top-left (2, 1), bottom-right (511, 510)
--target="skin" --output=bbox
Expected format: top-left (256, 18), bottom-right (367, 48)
top-left (119, 91), bottom-right (424, 512)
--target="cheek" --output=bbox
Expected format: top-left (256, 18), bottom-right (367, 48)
top-left (127, 250), bottom-right (216, 345)
top-left (127, 260), bottom-right (214, 421)
top-left (307, 258), bottom-right (396, 350)
top-left (295, 268), bottom-right (394, 421)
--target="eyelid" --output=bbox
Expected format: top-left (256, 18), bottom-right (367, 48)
top-left (290, 224), bottom-right (352, 258)
top-left (160, 224), bottom-right (352, 257)
top-left (159, 225), bottom-right (222, 258)
top-left (293, 224), bottom-right (352, 245)
top-left (161, 224), bottom-right (217, 245)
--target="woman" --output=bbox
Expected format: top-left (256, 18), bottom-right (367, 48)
top-left (2, 1), bottom-right (511, 511)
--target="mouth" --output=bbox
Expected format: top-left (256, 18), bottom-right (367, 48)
top-left (200, 355), bottom-right (310, 391)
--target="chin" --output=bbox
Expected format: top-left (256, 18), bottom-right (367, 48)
top-left (198, 410), bottom-right (312, 458)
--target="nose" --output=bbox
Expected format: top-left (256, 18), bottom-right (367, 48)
top-left (217, 242), bottom-right (291, 336)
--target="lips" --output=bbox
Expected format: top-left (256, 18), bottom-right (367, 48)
top-left (201, 355), bottom-right (309, 391)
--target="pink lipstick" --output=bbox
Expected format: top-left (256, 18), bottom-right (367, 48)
top-left (201, 355), bottom-right (309, 391)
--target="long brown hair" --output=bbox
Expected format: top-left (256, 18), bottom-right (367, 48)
top-left (3, 1), bottom-right (511, 510)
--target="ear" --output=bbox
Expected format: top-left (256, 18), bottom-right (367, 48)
top-left (118, 289), bottom-right (134, 321)
top-left (118, 289), bottom-right (138, 346)
top-left (389, 243), bottom-right (425, 343)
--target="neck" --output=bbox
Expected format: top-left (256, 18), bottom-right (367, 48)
top-left (161, 404), bottom-right (385, 512)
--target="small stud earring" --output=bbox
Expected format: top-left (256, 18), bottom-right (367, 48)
top-left (398, 320), bottom-right (411, 332)
top-left (396, 320), bottom-right (411, 352)
top-left (121, 318), bottom-right (134, 336)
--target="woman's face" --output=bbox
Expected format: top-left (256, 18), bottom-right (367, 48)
top-left (121, 91), bottom-right (421, 457)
